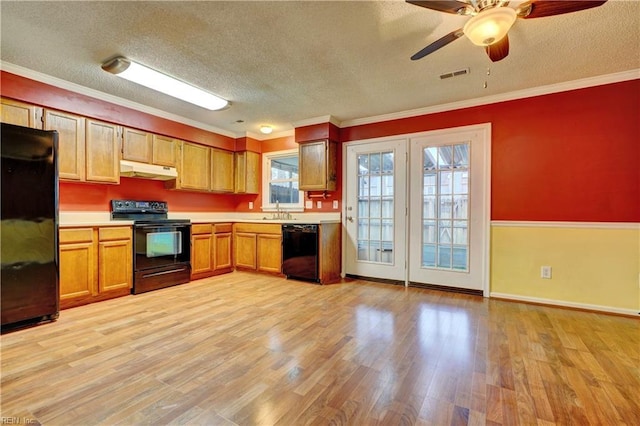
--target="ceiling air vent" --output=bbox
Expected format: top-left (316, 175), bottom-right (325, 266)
top-left (440, 68), bottom-right (470, 80)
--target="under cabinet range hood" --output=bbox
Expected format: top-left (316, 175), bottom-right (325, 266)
top-left (120, 160), bottom-right (177, 180)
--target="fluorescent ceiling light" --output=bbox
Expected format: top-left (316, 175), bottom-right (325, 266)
top-left (463, 7), bottom-right (517, 46)
top-left (102, 57), bottom-right (229, 111)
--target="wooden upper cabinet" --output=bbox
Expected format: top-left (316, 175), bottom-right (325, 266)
top-left (85, 119), bottom-right (120, 184)
top-left (211, 148), bottom-right (235, 193)
top-left (122, 127), bottom-right (152, 163)
top-left (178, 141), bottom-right (210, 191)
top-left (1, 98), bottom-right (43, 129)
top-left (122, 130), bottom-right (177, 167)
top-left (152, 135), bottom-right (177, 167)
top-left (299, 139), bottom-right (337, 191)
top-left (44, 109), bottom-right (86, 181)
top-left (235, 151), bottom-right (260, 194)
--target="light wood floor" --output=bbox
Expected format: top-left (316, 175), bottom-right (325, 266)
top-left (1, 272), bottom-right (638, 425)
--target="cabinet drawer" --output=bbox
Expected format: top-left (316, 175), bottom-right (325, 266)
top-left (214, 223), bottom-right (232, 233)
top-left (234, 223), bottom-right (282, 235)
top-left (59, 228), bottom-right (94, 244)
top-left (192, 223), bottom-right (213, 235)
top-left (98, 226), bottom-right (132, 241)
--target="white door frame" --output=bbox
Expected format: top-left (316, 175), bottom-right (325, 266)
top-left (342, 138), bottom-right (408, 282)
top-left (341, 123), bottom-right (491, 296)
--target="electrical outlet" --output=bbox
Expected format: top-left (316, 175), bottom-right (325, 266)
top-left (305, 200), bottom-right (312, 209)
top-left (248, 201), bottom-right (253, 210)
top-left (316, 201), bottom-right (322, 209)
top-left (333, 200), bottom-right (339, 209)
top-left (541, 266), bottom-right (552, 279)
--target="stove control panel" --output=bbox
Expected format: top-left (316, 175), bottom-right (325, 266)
top-left (111, 199), bottom-right (168, 214)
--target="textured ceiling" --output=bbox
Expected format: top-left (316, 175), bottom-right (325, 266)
top-left (1, 1), bottom-right (639, 138)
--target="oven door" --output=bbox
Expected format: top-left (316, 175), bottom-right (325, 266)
top-left (134, 223), bottom-right (191, 271)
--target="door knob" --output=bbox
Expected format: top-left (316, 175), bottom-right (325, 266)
top-left (347, 216), bottom-right (354, 222)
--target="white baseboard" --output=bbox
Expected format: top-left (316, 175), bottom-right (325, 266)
top-left (490, 292), bottom-right (639, 317)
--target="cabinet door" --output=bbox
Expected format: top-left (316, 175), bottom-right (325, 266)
top-left (152, 135), bottom-right (177, 167)
top-left (59, 241), bottom-right (96, 300)
top-left (1, 98), bottom-right (43, 129)
top-left (211, 148), bottom-right (235, 192)
top-left (180, 142), bottom-right (210, 190)
top-left (192, 233), bottom-right (214, 275)
top-left (214, 232), bottom-right (233, 271)
top-left (44, 109), bottom-right (86, 181)
top-left (299, 140), bottom-right (337, 191)
top-left (86, 119), bottom-right (120, 183)
top-left (122, 127), bottom-right (152, 163)
top-left (257, 234), bottom-right (282, 274)
top-left (235, 151), bottom-right (260, 194)
top-left (59, 228), bottom-right (96, 301)
top-left (98, 238), bottom-right (132, 293)
top-left (235, 232), bottom-right (257, 270)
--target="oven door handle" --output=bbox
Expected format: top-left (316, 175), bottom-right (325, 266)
top-left (142, 268), bottom-right (188, 278)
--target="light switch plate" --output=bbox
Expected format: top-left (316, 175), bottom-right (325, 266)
top-left (248, 201), bottom-right (253, 210)
top-left (305, 200), bottom-right (312, 209)
top-left (316, 201), bottom-right (322, 208)
top-left (332, 200), bottom-right (339, 209)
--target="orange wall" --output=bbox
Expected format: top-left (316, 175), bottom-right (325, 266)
top-left (4, 71), bottom-right (636, 220)
top-left (340, 79), bottom-right (640, 223)
top-left (60, 179), bottom-right (241, 212)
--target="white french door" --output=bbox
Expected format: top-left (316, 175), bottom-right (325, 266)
top-left (344, 139), bottom-right (407, 281)
top-left (408, 125), bottom-right (490, 291)
top-left (343, 124), bottom-right (490, 293)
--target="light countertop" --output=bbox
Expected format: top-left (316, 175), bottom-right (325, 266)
top-left (59, 211), bottom-right (341, 227)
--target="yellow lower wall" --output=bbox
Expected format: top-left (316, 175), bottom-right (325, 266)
top-left (490, 224), bottom-right (640, 313)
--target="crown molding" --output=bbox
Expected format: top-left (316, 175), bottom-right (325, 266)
top-left (4, 62), bottom-right (637, 138)
top-left (0, 61), bottom-right (238, 139)
top-left (340, 69), bottom-right (640, 128)
top-left (243, 129), bottom-right (295, 141)
top-left (291, 115), bottom-right (340, 129)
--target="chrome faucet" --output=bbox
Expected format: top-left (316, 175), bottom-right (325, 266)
top-left (272, 201), bottom-right (292, 220)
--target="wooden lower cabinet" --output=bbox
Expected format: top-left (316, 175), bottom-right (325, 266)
top-left (190, 223), bottom-right (233, 280)
top-left (233, 223), bottom-right (282, 275)
top-left (234, 232), bottom-right (257, 270)
top-left (59, 226), bottom-right (132, 309)
top-left (257, 234), bottom-right (282, 273)
top-left (213, 230), bottom-right (233, 273)
top-left (318, 223), bottom-right (341, 284)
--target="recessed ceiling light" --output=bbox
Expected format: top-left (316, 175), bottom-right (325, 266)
top-left (260, 125), bottom-right (273, 135)
top-left (101, 56), bottom-right (230, 111)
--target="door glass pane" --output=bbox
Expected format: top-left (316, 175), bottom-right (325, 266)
top-left (423, 244), bottom-right (436, 267)
top-left (453, 195), bottom-right (468, 219)
top-left (382, 175), bottom-right (394, 196)
top-left (357, 151), bottom-right (394, 264)
top-left (421, 143), bottom-right (470, 271)
top-left (452, 247), bottom-right (467, 270)
top-left (438, 245), bottom-right (452, 268)
top-left (423, 196), bottom-right (436, 219)
top-left (423, 220), bottom-right (436, 243)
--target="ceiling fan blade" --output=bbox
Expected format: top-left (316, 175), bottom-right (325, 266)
top-left (485, 35), bottom-right (509, 62)
top-left (406, 0), bottom-right (470, 15)
top-left (411, 29), bottom-right (464, 61)
top-left (519, 0), bottom-right (607, 19)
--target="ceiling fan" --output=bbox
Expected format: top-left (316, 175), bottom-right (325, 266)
top-left (407, 0), bottom-right (607, 62)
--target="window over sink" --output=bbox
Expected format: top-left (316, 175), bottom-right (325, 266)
top-left (262, 149), bottom-right (304, 212)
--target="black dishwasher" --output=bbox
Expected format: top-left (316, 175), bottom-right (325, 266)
top-left (282, 224), bottom-right (319, 283)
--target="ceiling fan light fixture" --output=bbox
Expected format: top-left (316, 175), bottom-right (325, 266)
top-left (101, 56), bottom-right (230, 111)
top-left (463, 7), bottom-right (517, 46)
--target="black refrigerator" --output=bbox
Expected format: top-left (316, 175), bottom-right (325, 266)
top-left (1, 122), bottom-right (59, 331)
